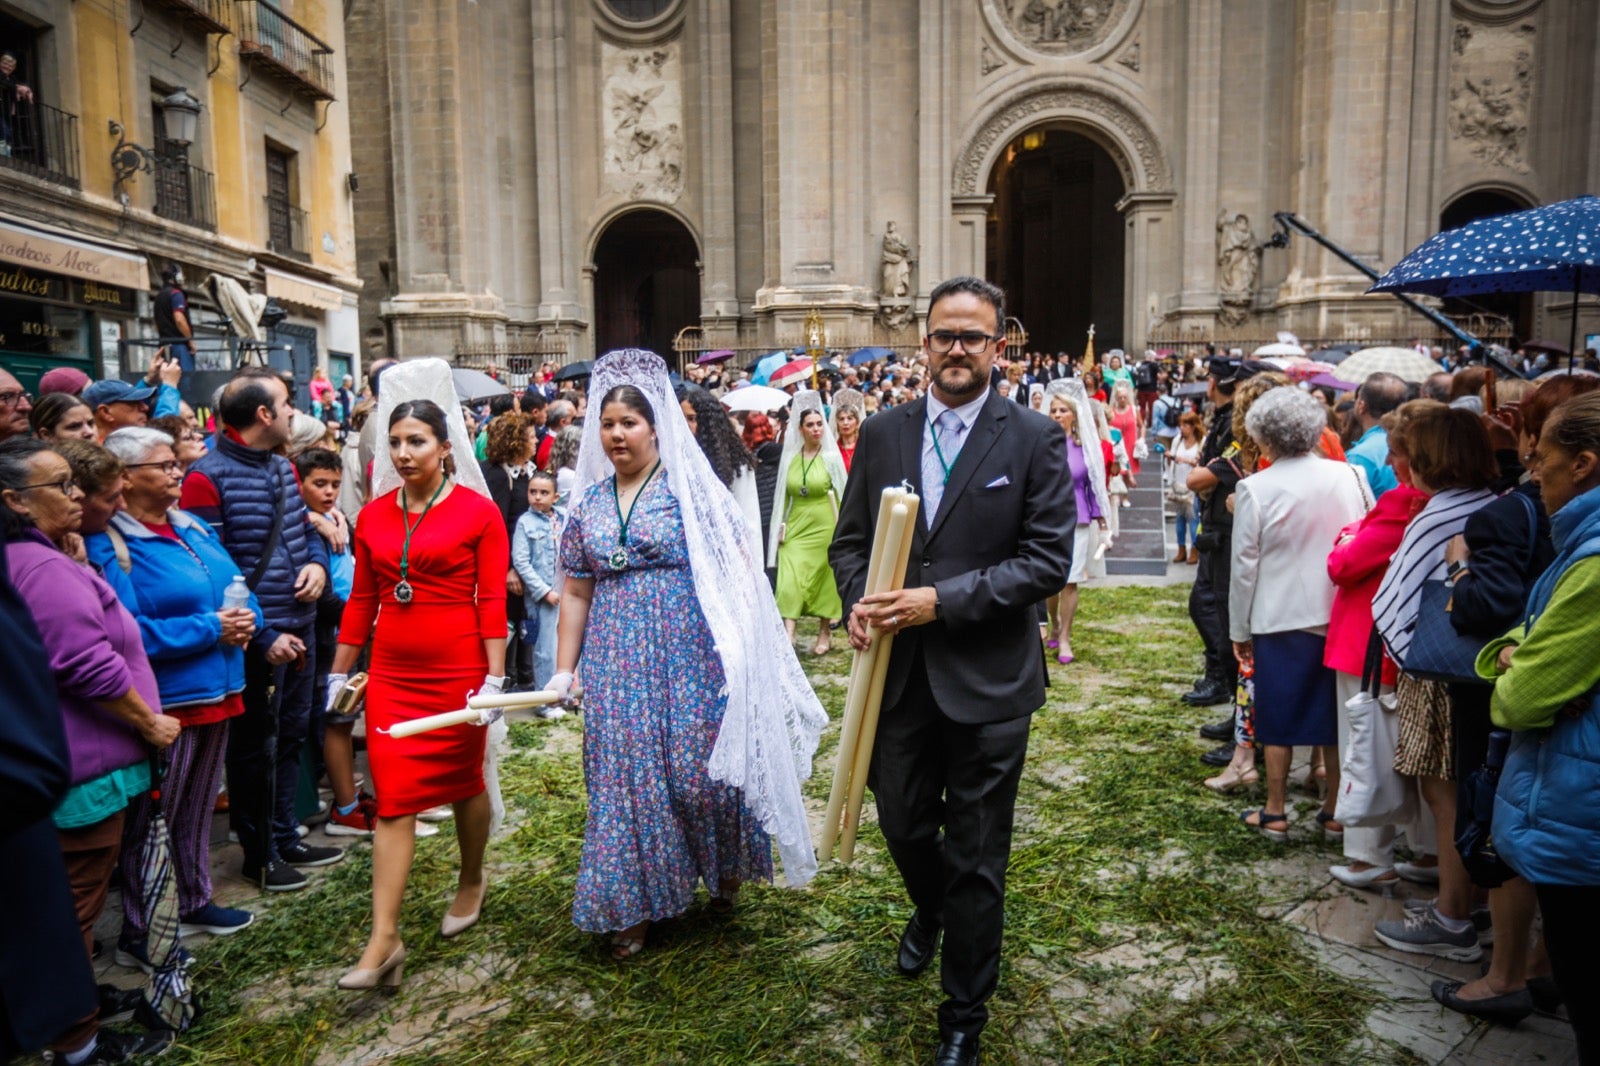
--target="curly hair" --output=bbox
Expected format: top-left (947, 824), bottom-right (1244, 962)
top-left (1230, 371), bottom-right (1291, 469)
top-left (483, 412), bottom-right (532, 465)
top-left (743, 412), bottom-right (776, 450)
top-left (52, 438), bottom-right (124, 497)
top-left (547, 424), bottom-right (583, 473)
top-left (681, 386), bottom-right (754, 487)
top-left (1244, 387), bottom-right (1328, 460)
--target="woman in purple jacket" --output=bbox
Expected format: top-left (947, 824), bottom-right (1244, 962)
top-left (0, 439), bottom-right (179, 1064)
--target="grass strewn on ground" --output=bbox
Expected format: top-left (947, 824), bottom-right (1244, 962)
top-left (159, 586), bottom-right (1373, 1065)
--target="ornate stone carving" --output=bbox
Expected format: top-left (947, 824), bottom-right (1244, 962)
top-left (980, 40), bottom-right (1006, 76)
top-left (953, 85), bottom-right (1171, 196)
top-left (1447, 20), bottom-right (1534, 173)
top-left (999, 0), bottom-right (1129, 54)
top-left (1116, 39), bottom-right (1140, 72)
top-left (601, 42), bottom-right (685, 201)
top-left (1215, 210), bottom-right (1259, 326)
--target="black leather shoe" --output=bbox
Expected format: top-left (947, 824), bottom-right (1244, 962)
top-left (1199, 742), bottom-right (1236, 767)
top-left (1431, 979), bottom-right (1533, 1026)
top-left (934, 1031), bottom-right (979, 1066)
top-left (1199, 717), bottom-right (1234, 740)
top-left (898, 911), bottom-right (941, 976)
top-left (1182, 679), bottom-right (1229, 706)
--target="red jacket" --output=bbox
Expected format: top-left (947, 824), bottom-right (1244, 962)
top-left (1324, 483), bottom-right (1428, 680)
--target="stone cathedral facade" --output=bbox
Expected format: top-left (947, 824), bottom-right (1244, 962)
top-left (346, 0), bottom-right (1598, 366)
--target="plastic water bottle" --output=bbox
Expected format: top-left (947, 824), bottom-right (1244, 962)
top-left (222, 575), bottom-right (251, 611)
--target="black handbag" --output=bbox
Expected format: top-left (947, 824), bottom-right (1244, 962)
top-left (1455, 729), bottom-right (1517, 888)
top-left (1402, 493), bottom-right (1537, 684)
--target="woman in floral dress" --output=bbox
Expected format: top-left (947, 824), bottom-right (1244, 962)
top-left (552, 378), bottom-right (795, 960)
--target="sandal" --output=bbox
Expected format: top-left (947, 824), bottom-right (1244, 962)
top-left (1204, 765), bottom-right (1260, 793)
top-left (1316, 810), bottom-right (1344, 843)
top-left (1240, 808), bottom-right (1289, 842)
top-left (608, 921), bottom-right (650, 961)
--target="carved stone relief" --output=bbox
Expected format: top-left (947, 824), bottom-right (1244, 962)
top-left (877, 221), bottom-right (916, 330)
top-left (954, 85), bottom-right (1171, 196)
top-left (601, 42), bottom-right (685, 201)
top-left (1116, 38), bottom-right (1140, 72)
top-left (1447, 19), bottom-right (1535, 173)
top-left (1215, 210), bottom-right (1259, 326)
top-left (998, 0), bottom-right (1129, 55)
top-left (980, 40), bottom-right (1006, 76)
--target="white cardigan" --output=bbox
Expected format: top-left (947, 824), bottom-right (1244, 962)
top-left (1229, 454), bottom-right (1373, 643)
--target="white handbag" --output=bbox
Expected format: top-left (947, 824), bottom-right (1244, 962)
top-left (1335, 631), bottom-right (1419, 828)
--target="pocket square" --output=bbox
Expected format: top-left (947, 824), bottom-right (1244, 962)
top-left (984, 475), bottom-right (1011, 488)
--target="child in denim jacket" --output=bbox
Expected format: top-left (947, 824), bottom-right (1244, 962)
top-left (512, 470), bottom-right (564, 715)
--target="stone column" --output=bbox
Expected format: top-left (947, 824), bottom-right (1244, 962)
top-left (1175, 0), bottom-right (1222, 314)
top-left (698, 0), bottom-right (740, 335)
top-left (949, 195), bottom-right (993, 281)
top-left (532, 1), bottom-right (580, 328)
top-left (1119, 192), bottom-right (1176, 353)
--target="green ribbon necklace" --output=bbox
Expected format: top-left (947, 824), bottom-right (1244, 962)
top-left (395, 477), bottom-right (447, 602)
top-left (799, 448), bottom-right (821, 497)
top-left (609, 460), bottom-right (661, 570)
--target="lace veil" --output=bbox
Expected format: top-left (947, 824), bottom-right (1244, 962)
top-left (829, 387), bottom-right (865, 440)
top-left (765, 389), bottom-right (849, 569)
top-left (574, 350), bottom-right (829, 886)
top-left (367, 357), bottom-right (507, 832)
top-left (1045, 378), bottom-right (1112, 522)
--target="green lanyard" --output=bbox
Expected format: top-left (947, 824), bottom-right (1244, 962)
top-left (395, 477), bottom-right (447, 602)
top-left (609, 460), bottom-right (661, 570)
top-left (799, 450), bottom-right (821, 497)
top-left (928, 418), bottom-right (958, 485)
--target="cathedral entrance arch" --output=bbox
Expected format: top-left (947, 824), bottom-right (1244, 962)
top-left (952, 83), bottom-right (1174, 354)
top-left (1440, 188), bottom-right (1534, 345)
top-left (986, 127), bottom-right (1126, 354)
top-left (591, 209), bottom-right (701, 360)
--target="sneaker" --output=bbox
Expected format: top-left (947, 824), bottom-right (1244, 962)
top-left (280, 841), bottom-right (344, 867)
top-left (242, 859), bottom-right (308, 892)
top-left (1402, 898), bottom-right (1492, 943)
top-left (414, 820), bottom-right (440, 838)
top-left (179, 903), bottom-right (254, 937)
top-left (72, 1025), bottom-right (175, 1063)
top-left (295, 824), bottom-right (310, 839)
top-left (418, 805), bottom-right (455, 823)
top-left (113, 937), bottom-right (195, 975)
top-left (536, 705), bottom-right (567, 721)
top-left (325, 798), bottom-right (376, 837)
top-left (1375, 906), bottom-right (1483, 962)
top-left (96, 983), bottom-right (147, 1023)
top-left (1395, 860), bottom-right (1440, 884)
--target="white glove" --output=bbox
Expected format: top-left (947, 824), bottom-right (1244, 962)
top-left (546, 672), bottom-right (574, 700)
top-left (325, 673), bottom-right (348, 715)
top-left (479, 674), bottom-right (506, 696)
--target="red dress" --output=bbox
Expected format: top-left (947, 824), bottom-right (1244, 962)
top-left (341, 485), bottom-right (509, 816)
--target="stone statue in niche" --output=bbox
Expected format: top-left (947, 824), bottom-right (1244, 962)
top-left (1216, 210), bottom-right (1259, 326)
top-left (879, 221), bottom-right (914, 299)
top-left (1002, 0), bottom-right (1125, 53)
top-left (1447, 21), bottom-right (1534, 173)
top-left (601, 43), bottom-right (684, 200)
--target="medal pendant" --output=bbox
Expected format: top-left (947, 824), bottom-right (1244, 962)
top-left (394, 580), bottom-right (414, 604)
top-left (800, 486), bottom-right (808, 497)
top-left (608, 547), bottom-right (628, 571)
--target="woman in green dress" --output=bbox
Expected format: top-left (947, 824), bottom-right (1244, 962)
top-left (766, 391), bottom-right (847, 655)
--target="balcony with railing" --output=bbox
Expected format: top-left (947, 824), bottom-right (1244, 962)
top-left (154, 155), bottom-right (217, 231)
top-left (264, 195), bottom-right (309, 261)
top-left (143, 0), bottom-right (232, 36)
top-left (235, 0), bottom-right (335, 101)
top-left (0, 101), bottom-right (80, 189)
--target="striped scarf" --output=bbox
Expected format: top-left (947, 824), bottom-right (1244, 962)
top-left (1373, 487), bottom-right (1497, 662)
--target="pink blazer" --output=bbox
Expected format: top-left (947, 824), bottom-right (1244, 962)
top-left (1324, 483), bottom-right (1428, 680)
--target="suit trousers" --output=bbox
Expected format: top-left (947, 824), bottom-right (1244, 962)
top-left (230, 625), bottom-right (315, 867)
top-left (869, 643), bottom-right (1032, 1038)
top-left (1189, 546), bottom-right (1237, 692)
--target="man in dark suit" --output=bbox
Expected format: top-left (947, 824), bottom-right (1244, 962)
top-left (830, 276), bottom-right (1075, 1066)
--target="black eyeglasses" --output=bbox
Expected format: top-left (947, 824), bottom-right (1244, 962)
top-left (926, 331), bottom-right (1003, 355)
top-left (126, 460), bottom-right (183, 474)
top-left (0, 390), bottom-right (32, 407)
top-left (20, 477), bottom-right (78, 496)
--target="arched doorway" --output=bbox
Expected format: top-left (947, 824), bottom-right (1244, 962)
top-left (985, 127), bottom-right (1126, 355)
top-left (1440, 189), bottom-right (1534, 345)
top-left (592, 210), bottom-right (701, 360)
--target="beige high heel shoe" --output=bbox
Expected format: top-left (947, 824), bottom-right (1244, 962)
top-left (441, 882), bottom-right (487, 938)
top-left (337, 942), bottom-right (406, 990)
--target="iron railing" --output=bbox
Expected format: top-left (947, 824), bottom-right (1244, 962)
top-left (147, 0), bottom-right (233, 34)
top-left (0, 101), bottom-right (80, 189)
top-left (263, 195), bottom-right (309, 260)
top-left (154, 156), bottom-right (217, 231)
top-left (235, 0), bottom-right (335, 100)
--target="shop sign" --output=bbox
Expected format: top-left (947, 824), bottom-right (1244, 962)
top-left (0, 221), bottom-right (149, 290)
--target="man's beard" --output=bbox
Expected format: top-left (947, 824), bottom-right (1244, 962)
top-left (935, 363), bottom-right (985, 401)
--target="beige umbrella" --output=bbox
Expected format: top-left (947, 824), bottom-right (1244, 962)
top-left (1334, 346), bottom-right (1443, 384)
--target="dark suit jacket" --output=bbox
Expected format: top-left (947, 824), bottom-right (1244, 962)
top-left (830, 390), bottom-right (1075, 722)
top-left (480, 461), bottom-right (530, 619)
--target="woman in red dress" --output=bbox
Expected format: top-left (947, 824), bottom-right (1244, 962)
top-left (328, 398), bottom-right (509, 990)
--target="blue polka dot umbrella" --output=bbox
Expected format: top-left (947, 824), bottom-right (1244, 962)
top-left (1369, 195), bottom-right (1600, 365)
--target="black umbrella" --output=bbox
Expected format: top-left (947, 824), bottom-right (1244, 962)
top-left (553, 360), bottom-right (594, 383)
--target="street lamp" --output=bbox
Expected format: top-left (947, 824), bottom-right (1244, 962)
top-left (109, 87), bottom-right (204, 200)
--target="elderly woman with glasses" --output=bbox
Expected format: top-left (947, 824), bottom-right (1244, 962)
top-left (90, 426), bottom-right (262, 953)
top-left (0, 437), bottom-right (179, 1063)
